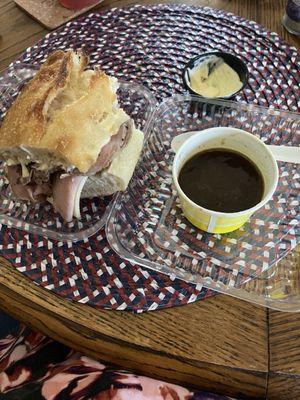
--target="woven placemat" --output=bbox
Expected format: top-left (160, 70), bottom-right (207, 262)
top-left (1, 4), bottom-right (299, 312)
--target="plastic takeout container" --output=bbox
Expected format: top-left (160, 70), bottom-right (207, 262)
top-left (0, 64), bottom-right (155, 241)
top-left (106, 94), bottom-right (300, 312)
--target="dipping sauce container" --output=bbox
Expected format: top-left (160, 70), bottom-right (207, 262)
top-left (172, 127), bottom-right (279, 234)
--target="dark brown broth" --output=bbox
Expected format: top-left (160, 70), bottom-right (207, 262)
top-left (178, 149), bottom-right (264, 213)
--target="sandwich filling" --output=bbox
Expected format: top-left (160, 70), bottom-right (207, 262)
top-left (6, 120), bottom-right (133, 222)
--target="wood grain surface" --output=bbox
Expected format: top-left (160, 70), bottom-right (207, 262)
top-left (267, 309), bottom-right (300, 399)
top-left (0, 257), bottom-right (268, 398)
top-left (267, 374), bottom-right (300, 400)
top-left (0, 1), bottom-right (300, 399)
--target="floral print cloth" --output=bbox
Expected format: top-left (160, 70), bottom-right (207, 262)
top-left (0, 314), bottom-right (236, 400)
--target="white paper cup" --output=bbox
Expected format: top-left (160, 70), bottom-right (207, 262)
top-left (172, 127), bottom-right (279, 234)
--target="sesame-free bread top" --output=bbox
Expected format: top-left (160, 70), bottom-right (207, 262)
top-left (0, 50), bottom-right (130, 173)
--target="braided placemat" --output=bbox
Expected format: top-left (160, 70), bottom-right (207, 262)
top-left (1, 4), bottom-right (299, 312)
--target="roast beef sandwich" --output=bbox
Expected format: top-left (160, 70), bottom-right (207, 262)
top-left (0, 50), bottom-right (144, 222)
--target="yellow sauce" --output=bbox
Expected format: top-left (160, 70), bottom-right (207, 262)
top-left (188, 57), bottom-right (243, 98)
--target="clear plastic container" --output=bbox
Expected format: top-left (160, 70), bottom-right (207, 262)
top-left (106, 95), bottom-right (300, 311)
top-left (0, 64), bottom-right (155, 242)
top-left (282, 0), bottom-right (300, 36)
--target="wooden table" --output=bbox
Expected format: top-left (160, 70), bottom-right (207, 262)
top-left (0, 1), bottom-right (299, 399)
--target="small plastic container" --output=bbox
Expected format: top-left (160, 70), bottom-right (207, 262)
top-left (182, 51), bottom-right (249, 99)
top-left (0, 64), bottom-right (155, 242)
top-left (106, 94), bottom-right (300, 311)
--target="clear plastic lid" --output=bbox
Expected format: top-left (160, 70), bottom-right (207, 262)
top-left (106, 95), bottom-right (300, 311)
top-left (0, 64), bottom-right (155, 241)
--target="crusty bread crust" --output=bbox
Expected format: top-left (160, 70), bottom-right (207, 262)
top-left (0, 51), bottom-right (77, 148)
top-left (0, 50), bottom-right (129, 173)
top-left (81, 128), bottom-right (144, 198)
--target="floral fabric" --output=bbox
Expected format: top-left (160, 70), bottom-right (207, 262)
top-left (0, 315), bottom-right (236, 400)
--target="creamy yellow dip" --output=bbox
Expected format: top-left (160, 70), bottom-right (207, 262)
top-left (188, 56), bottom-right (243, 98)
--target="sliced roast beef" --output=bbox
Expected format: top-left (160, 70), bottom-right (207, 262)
top-left (5, 120), bottom-right (133, 221)
top-left (7, 165), bottom-right (87, 221)
top-left (6, 165), bottom-right (51, 202)
top-left (88, 120), bottom-right (133, 174)
top-left (32, 169), bottom-right (52, 185)
top-left (33, 183), bottom-right (52, 199)
top-left (7, 165), bottom-right (35, 201)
